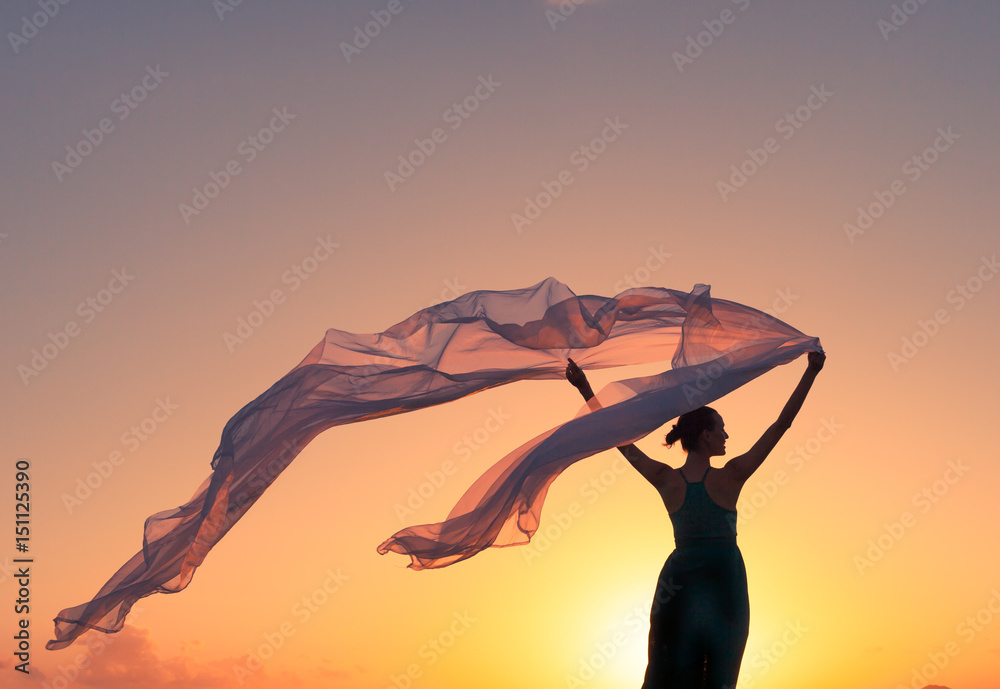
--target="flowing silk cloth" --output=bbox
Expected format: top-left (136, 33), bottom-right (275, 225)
top-left (47, 278), bottom-right (820, 650)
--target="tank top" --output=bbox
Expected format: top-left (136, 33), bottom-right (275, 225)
top-left (669, 468), bottom-right (738, 548)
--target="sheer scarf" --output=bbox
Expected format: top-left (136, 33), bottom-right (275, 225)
top-left (47, 278), bottom-right (820, 650)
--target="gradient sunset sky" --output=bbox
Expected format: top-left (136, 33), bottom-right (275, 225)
top-left (2, 1), bottom-right (999, 688)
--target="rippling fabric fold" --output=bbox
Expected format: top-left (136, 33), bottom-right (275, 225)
top-left (48, 277), bottom-right (819, 650)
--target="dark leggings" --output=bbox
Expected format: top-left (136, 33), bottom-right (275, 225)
top-left (641, 544), bottom-right (750, 689)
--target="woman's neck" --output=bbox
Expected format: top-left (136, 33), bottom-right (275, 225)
top-left (683, 446), bottom-right (712, 466)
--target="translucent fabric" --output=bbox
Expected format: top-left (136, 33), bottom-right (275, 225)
top-left (47, 278), bottom-right (820, 650)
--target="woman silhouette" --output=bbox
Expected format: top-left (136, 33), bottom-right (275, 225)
top-left (565, 350), bottom-right (825, 689)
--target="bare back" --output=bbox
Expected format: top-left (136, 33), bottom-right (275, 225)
top-left (656, 465), bottom-right (744, 514)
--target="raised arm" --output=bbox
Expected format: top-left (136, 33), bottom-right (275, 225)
top-left (565, 358), bottom-right (669, 488)
top-left (726, 350), bottom-right (826, 483)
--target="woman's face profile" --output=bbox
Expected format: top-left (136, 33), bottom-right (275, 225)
top-left (702, 413), bottom-right (728, 456)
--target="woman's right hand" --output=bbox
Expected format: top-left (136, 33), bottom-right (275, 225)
top-left (807, 350), bottom-right (826, 374)
top-left (565, 357), bottom-right (588, 389)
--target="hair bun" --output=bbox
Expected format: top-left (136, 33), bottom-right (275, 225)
top-left (663, 407), bottom-right (718, 451)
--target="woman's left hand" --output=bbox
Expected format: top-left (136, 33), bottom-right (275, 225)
top-left (807, 350), bottom-right (826, 373)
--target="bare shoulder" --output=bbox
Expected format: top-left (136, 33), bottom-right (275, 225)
top-left (655, 466), bottom-right (687, 513)
top-left (656, 465), bottom-right (686, 489)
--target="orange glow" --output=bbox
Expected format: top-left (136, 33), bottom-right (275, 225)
top-left (3, 2), bottom-right (999, 688)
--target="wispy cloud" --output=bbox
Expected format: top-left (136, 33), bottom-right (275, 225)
top-left (38, 627), bottom-right (249, 689)
top-left (37, 626), bottom-right (361, 688)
